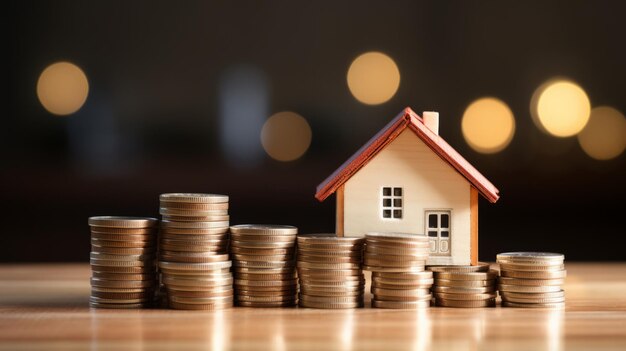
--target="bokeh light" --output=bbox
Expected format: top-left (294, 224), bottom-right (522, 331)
top-left (535, 79), bottom-right (590, 137)
top-left (37, 61), bottom-right (89, 116)
top-left (577, 106), bottom-right (626, 160)
top-left (461, 97), bottom-right (516, 154)
top-left (347, 52), bottom-right (400, 105)
top-left (261, 111), bottom-right (312, 162)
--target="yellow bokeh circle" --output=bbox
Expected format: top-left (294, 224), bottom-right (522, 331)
top-left (347, 52), bottom-right (400, 105)
top-left (37, 61), bottom-right (89, 116)
top-left (261, 111), bottom-right (312, 162)
top-left (462, 97), bottom-right (516, 154)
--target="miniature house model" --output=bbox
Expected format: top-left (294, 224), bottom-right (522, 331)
top-left (315, 108), bottom-right (500, 266)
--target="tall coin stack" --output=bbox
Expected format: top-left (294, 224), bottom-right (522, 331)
top-left (297, 235), bottom-right (365, 309)
top-left (497, 252), bottom-right (566, 308)
top-left (157, 193), bottom-right (233, 310)
top-left (429, 262), bottom-right (497, 308)
top-left (89, 216), bottom-right (159, 309)
top-left (364, 233), bottom-right (432, 309)
top-left (230, 225), bottom-right (298, 307)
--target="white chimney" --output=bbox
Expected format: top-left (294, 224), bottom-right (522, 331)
top-left (423, 111), bottom-right (439, 135)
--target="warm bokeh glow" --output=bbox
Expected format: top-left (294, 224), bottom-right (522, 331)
top-left (37, 61), bottom-right (89, 115)
top-left (462, 97), bottom-right (516, 154)
top-left (347, 52), bottom-right (400, 105)
top-left (536, 80), bottom-right (590, 137)
top-left (577, 106), bottom-right (626, 160)
top-left (261, 111), bottom-right (312, 162)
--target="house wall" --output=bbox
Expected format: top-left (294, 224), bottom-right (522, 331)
top-left (343, 129), bottom-right (472, 265)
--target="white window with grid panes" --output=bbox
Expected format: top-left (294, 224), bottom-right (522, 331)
top-left (381, 187), bottom-right (403, 219)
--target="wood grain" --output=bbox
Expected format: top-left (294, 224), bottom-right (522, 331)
top-left (1, 263), bottom-right (626, 350)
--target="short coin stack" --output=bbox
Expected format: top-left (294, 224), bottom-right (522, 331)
top-left (89, 216), bottom-right (159, 309)
top-left (429, 263), bottom-right (497, 308)
top-left (497, 252), bottom-right (566, 308)
top-left (364, 233), bottom-right (432, 309)
top-left (297, 235), bottom-right (365, 309)
top-left (158, 193), bottom-right (233, 310)
top-left (230, 225), bottom-right (298, 307)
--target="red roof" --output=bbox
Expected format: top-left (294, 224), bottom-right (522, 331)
top-left (315, 107), bottom-right (500, 203)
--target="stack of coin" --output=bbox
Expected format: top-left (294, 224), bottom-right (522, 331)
top-left (429, 263), bottom-right (497, 308)
top-left (497, 252), bottom-right (566, 308)
top-left (158, 193), bottom-right (233, 310)
top-left (230, 225), bottom-right (298, 307)
top-left (364, 232), bottom-right (432, 309)
top-left (296, 235), bottom-right (365, 309)
top-left (88, 216), bottom-right (159, 309)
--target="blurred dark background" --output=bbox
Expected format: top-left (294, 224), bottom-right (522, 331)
top-left (3, 0), bottom-right (625, 262)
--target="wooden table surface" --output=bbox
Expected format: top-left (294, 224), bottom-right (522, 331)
top-left (1, 263), bottom-right (625, 350)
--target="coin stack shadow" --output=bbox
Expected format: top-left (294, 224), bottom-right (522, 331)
top-left (89, 216), bottom-right (159, 309)
top-left (429, 263), bottom-right (497, 308)
top-left (296, 235), bottom-right (365, 309)
top-left (497, 252), bottom-right (566, 308)
top-left (230, 225), bottom-right (299, 307)
top-left (364, 233), bottom-right (432, 309)
top-left (157, 193), bottom-right (233, 310)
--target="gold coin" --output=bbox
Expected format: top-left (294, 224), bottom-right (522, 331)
top-left (297, 254), bottom-right (361, 263)
top-left (230, 240), bottom-right (296, 249)
top-left (161, 227), bottom-right (229, 235)
top-left (91, 272), bottom-right (156, 281)
top-left (162, 276), bottom-right (233, 288)
top-left (230, 224), bottom-right (298, 235)
top-left (297, 268), bottom-right (362, 277)
top-left (235, 273), bottom-right (297, 281)
top-left (233, 267), bottom-right (296, 274)
top-left (159, 267), bottom-right (231, 276)
top-left (159, 243), bottom-right (227, 253)
top-left (372, 271), bottom-right (433, 279)
top-left (91, 291), bottom-right (154, 299)
top-left (90, 278), bottom-right (156, 288)
top-left (432, 286), bottom-right (496, 294)
top-left (297, 243), bottom-right (363, 251)
top-left (300, 277), bottom-right (364, 285)
top-left (234, 260), bottom-right (295, 269)
top-left (237, 295), bottom-right (297, 303)
top-left (433, 292), bottom-right (496, 301)
top-left (159, 252), bottom-right (229, 260)
top-left (91, 239), bottom-right (153, 248)
top-left (499, 263), bottom-right (565, 272)
top-left (159, 207), bottom-right (228, 216)
top-left (91, 246), bottom-right (156, 255)
top-left (90, 252), bottom-right (155, 261)
top-left (231, 247), bottom-right (293, 255)
top-left (363, 258), bottom-right (425, 268)
top-left (168, 301), bottom-right (232, 310)
top-left (160, 201), bottom-right (229, 210)
top-left (435, 299), bottom-right (496, 308)
top-left (366, 232), bottom-right (429, 242)
top-left (90, 287), bottom-right (154, 293)
top-left (158, 261), bottom-right (232, 271)
top-left (496, 252), bottom-right (564, 263)
top-left (434, 270), bottom-right (498, 281)
top-left (231, 234), bottom-right (296, 242)
top-left (162, 220), bottom-right (230, 229)
top-left (235, 289), bottom-right (297, 296)
top-left (427, 262), bottom-right (491, 273)
top-left (236, 300), bottom-right (297, 308)
top-left (365, 252), bottom-right (429, 262)
top-left (501, 269), bottom-right (567, 279)
top-left (298, 295), bottom-right (363, 304)
top-left (90, 228), bottom-right (157, 235)
top-left (372, 281), bottom-right (433, 290)
top-left (363, 265), bottom-right (425, 273)
top-left (231, 254), bottom-right (295, 262)
top-left (90, 265), bottom-right (155, 274)
top-left (498, 277), bottom-right (565, 286)
top-left (90, 259), bottom-right (153, 267)
top-left (296, 249), bottom-right (363, 258)
top-left (297, 235), bottom-right (364, 244)
top-left (234, 279), bottom-right (298, 287)
top-left (372, 300), bottom-right (431, 309)
top-left (371, 288), bottom-right (431, 298)
top-left (169, 295), bottom-right (233, 304)
top-left (435, 279), bottom-right (495, 288)
top-left (167, 289), bottom-right (233, 298)
top-left (501, 295), bottom-right (565, 304)
top-left (162, 215), bottom-right (230, 222)
top-left (89, 302), bottom-right (150, 309)
top-left (299, 300), bottom-right (363, 309)
top-left (499, 290), bottom-right (564, 299)
top-left (89, 296), bottom-right (151, 304)
top-left (501, 301), bottom-right (565, 308)
top-left (299, 289), bottom-right (364, 297)
top-left (159, 193), bottom-right (229, 204)
top-left (161, 233), bottom-right (228, 241)
top-left (297, 261), bottom-right (360, 270)
top-left (88, 216), bottom-right (158, 228)
top-left (90, 233), bottom-right (156, 242)
top-left (497, 284), bottom-right (563, 293)
top-left (166, 284), bottom-right (233, 293)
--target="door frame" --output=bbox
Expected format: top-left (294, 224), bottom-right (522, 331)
top-left (424, 209), bottom-right (452, 256)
